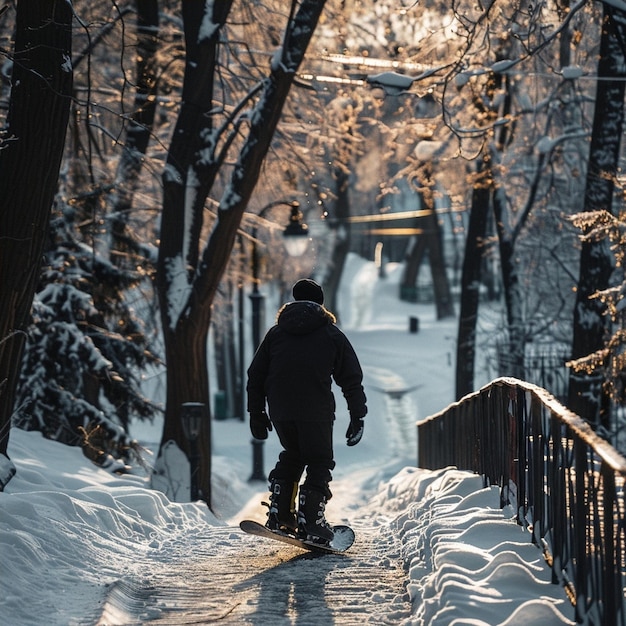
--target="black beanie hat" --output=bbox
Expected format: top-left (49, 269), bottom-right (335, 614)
top-left (292, 278), bottom-right (324, 305)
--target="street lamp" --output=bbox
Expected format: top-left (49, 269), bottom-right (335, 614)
top-left (248, 200), bottom-right (309, 482)
top-left (181, 402), bottom-right (207, 501)
top-left (249, 201), bottom-right (309, 349)
top-left (282, 202), bottom-right (309, 257)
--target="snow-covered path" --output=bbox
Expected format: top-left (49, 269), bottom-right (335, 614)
top-left (95, 261), bottom-right (424, 625)
top-left (2, 259), bottom-right (574, 625)
top-left (98, 495), bottom-right (412, 625)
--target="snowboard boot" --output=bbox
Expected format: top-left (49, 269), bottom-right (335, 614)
top-left (265, 478), bottom-right (298, 533)
top-left (297, 488), bottom-right (334, 544)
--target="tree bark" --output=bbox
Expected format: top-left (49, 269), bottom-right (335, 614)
top-left (400, 234), bottom-right (428, 302)
top-left (155, 0), bottom-right (328, 506)
top-left (455, 157), bottom-right (491, 400)
top-left (110, 0), bottom-right (160, 260)
top-left (0, 1), bottom-right (73, 456)
top-left (421, 180), bottom-right (454, 320)
top-left (493, 186), bottom-right (525, 380)
top-left (568, 4), bottom-right (626, 428)
top-left (155, 0), bottom-right (235, 509)
top-left (323, 165), bottom-right (351, 319)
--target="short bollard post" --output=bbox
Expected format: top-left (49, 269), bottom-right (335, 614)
top-left (249, 438), bottom-right (266, 482)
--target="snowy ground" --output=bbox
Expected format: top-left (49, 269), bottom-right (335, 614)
top-left (0, 258), bottom-right (575, 625)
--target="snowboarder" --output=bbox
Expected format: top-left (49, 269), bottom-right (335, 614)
top-left (246, 278), bottom-right (367, 544)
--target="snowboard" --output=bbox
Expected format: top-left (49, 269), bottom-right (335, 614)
top-left (239, 519), bottom-right (355, 554)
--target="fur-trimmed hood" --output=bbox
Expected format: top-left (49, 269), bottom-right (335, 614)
top-left (276, 300), bottom-right (336, 335)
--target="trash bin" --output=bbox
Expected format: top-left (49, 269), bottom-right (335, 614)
top-left (409, 316), bottom-right (419, 334)
top-left (214, 391), bottom-right (227, 420)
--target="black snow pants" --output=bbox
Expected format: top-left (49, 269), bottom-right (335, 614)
top-left (269, 420), bottom-right (335, 498)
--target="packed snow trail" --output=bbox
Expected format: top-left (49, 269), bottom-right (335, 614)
top-left (97, 264), bottom-right (423, 625)
top-left (3, 259), bottom-right (574, 625)
top-left (97, 490), bottom-right (413, 625)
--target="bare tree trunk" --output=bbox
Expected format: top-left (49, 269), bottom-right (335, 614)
top-left (494, 190), bottom-right (525, 379)
top-left (455, 65), bottom-right (511, 399)
top-left (400, 191), bottom-right (427, 302)
top-left (427, 217), bottom-right (454, 320)
top-left (0, 1), bottom-right (72, 456)
top-left (155, 0), bottom-right (234, 508)
top-left (455, 157), bottom-right (491, 400)
top-left (155, 0), bottom-right (328, 506)
top-left (323, 165), bottom-right (351, 319)
top-left (568, 4), bottom-right (626, 429)
top-left (487, 63), bottom-right (528, 380)
top-left (400, 234), bottom-right (427, 302)
top-left (223, 283), bottom-right (238, 419)
top-left (399, 173), bottom-right (453, 318)
top-left (420, 177), bottom-right (454, 320)
top-left (110, 0), bottom-right (160, 260)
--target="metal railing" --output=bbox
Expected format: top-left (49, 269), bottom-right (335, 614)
top-left (418, 377), bottom-right (626, 626)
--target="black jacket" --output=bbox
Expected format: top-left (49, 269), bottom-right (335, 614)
top-left (247, 301), bottom-right (367, 422)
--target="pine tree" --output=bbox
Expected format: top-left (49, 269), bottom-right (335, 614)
top-left (14, 203), bottom-right (160, 471)
top-left (568, 209), bottom-right (626, 443)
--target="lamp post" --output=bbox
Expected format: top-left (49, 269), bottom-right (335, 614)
top-left (282, 202), bottom-right (309, 257)
top-left (248, 201), bottom-right (309, 482)
top-left (181, 402), bottom-right (207, 502)
top-left (249, 201), bottom-right (308, 349)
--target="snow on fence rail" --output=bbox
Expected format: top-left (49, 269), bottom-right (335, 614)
top-left (418, 377), bottom-right (626, 626)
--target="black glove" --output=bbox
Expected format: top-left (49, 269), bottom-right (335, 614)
top-left (346, 416), bottom-right (364, 447)
top-left (250, 410), bottom-right (272, 440)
